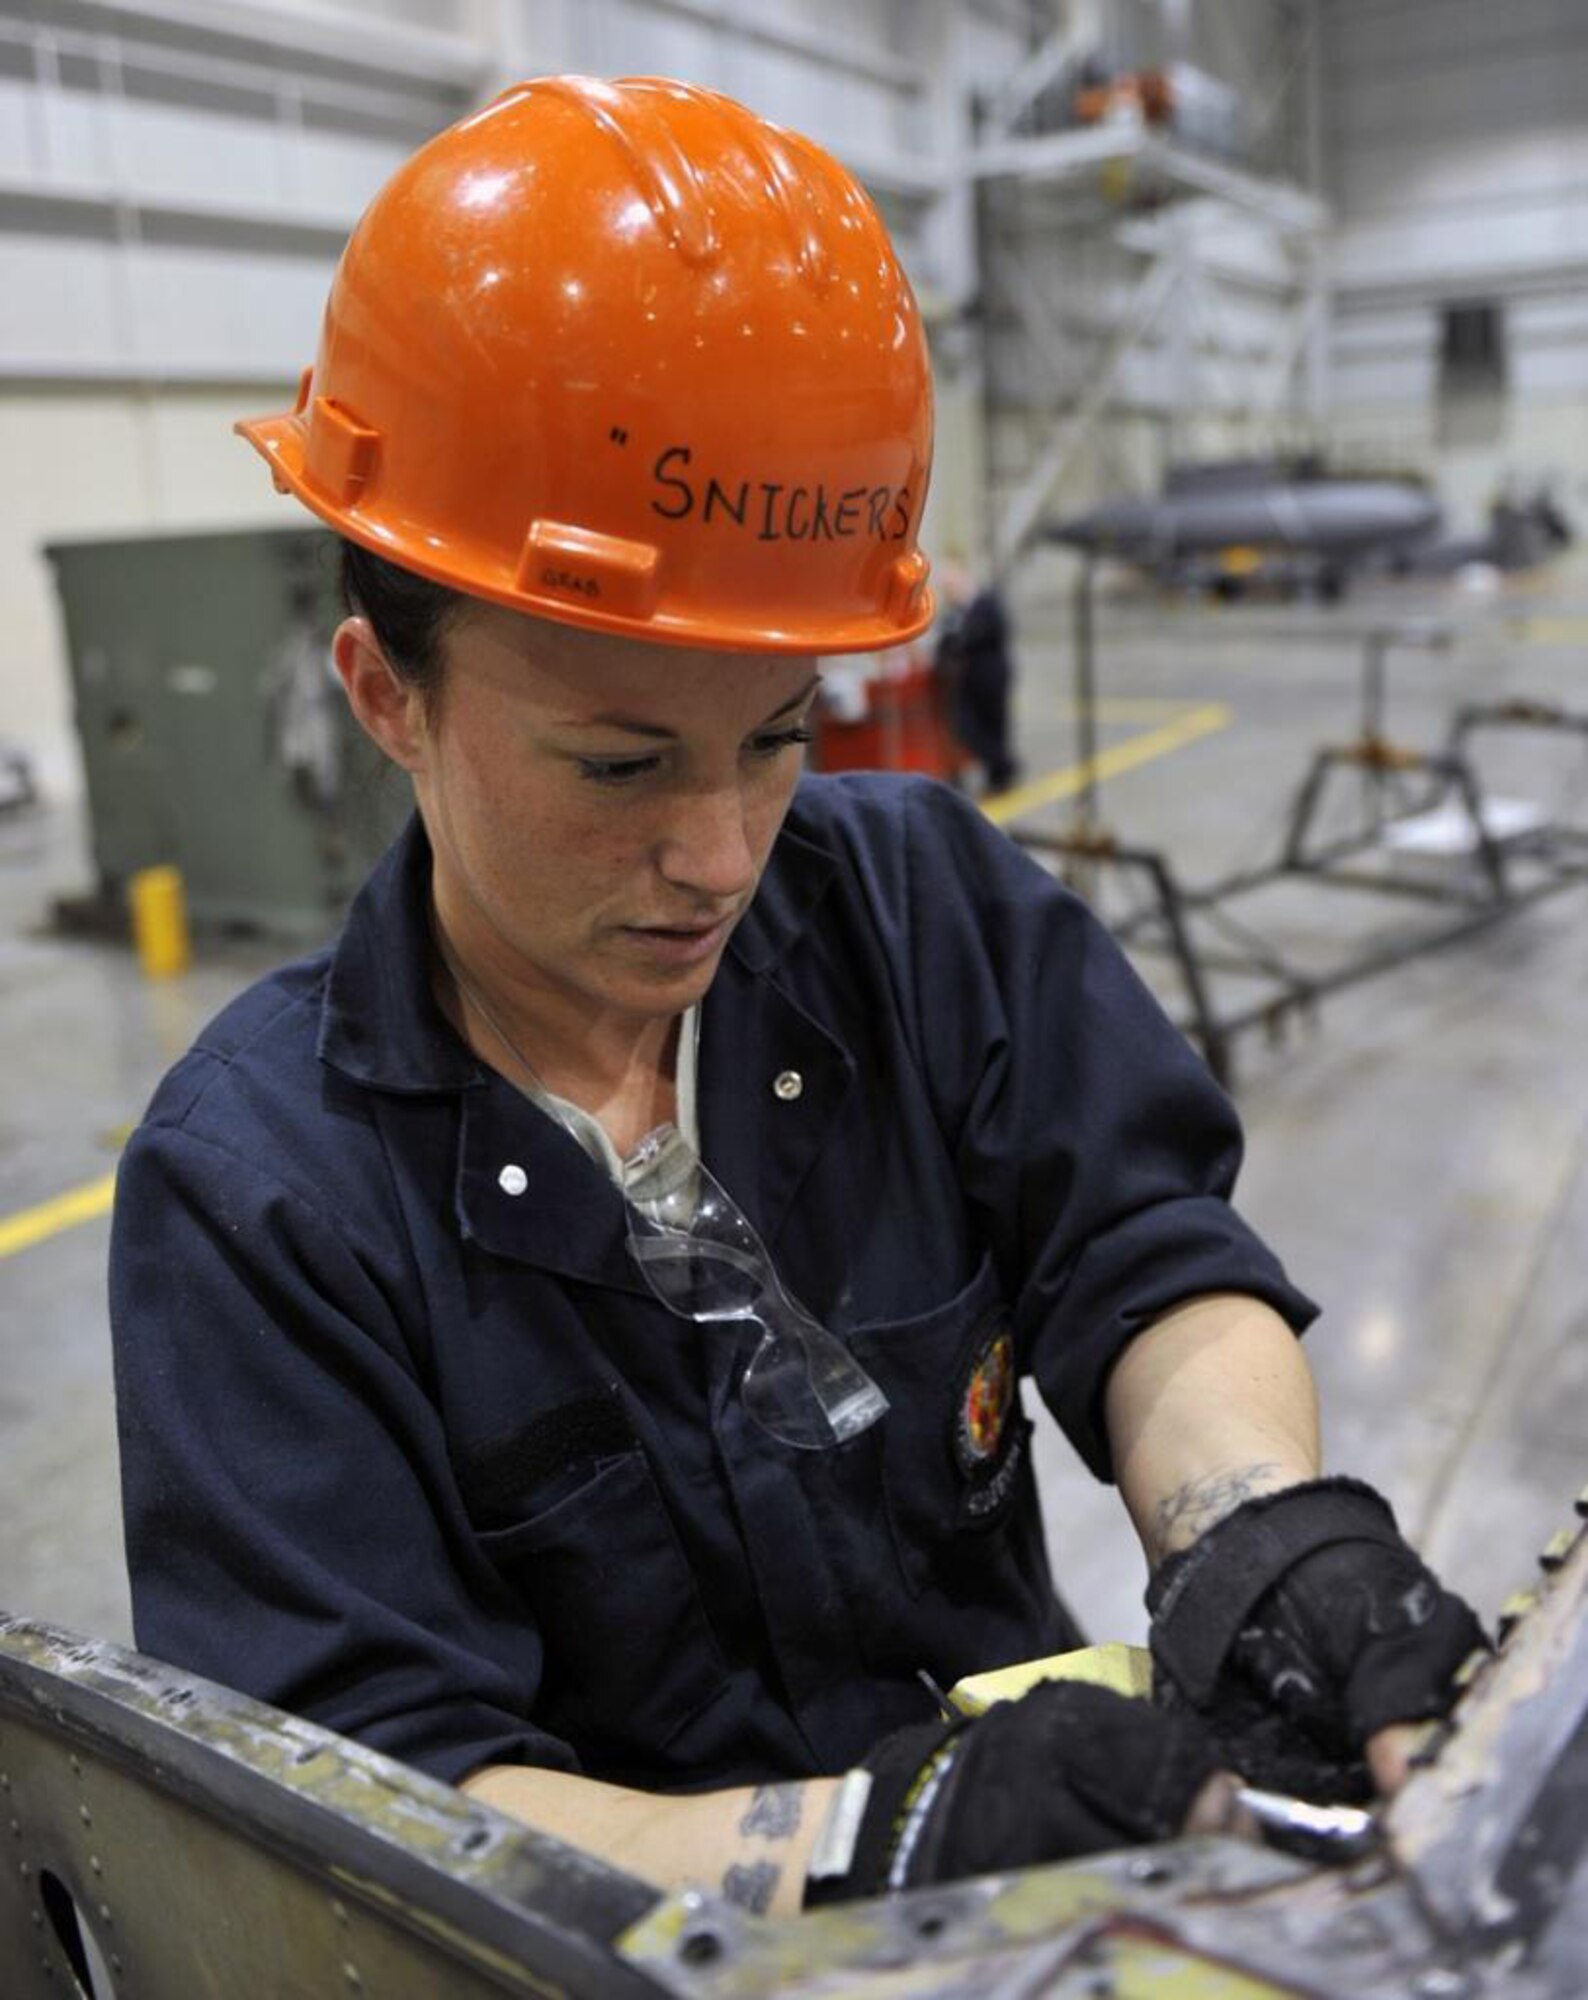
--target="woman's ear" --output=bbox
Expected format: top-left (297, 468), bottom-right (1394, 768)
top-left (331, 617), bottom-right (428, 772)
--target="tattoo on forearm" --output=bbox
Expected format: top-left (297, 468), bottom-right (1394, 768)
top-left (720, 1784), bottom-right (803, 1916)
top-left (1152, 1462), bottom-right (1284, 1560)
top-left (738, 1784), bottom-right (803, 1841)
top-left (722, 1860), bottom-right (780, 1914)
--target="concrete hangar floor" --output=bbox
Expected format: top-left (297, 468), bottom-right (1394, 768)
top-left (1, 552), bottom-right (1585, 1663)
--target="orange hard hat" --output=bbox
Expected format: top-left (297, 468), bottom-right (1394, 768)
top-left (237, 75), bottom-right (934, 654)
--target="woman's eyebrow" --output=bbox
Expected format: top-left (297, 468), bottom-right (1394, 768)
top-left (569, 674), bottom-right (822, 739)
top-left (759, 675), bottom-right (822, 723)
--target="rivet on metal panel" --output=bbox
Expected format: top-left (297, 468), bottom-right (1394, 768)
top-left (89, 1856), bottom-right (102, 1875)
top-left (332, 1899), bottom-right (349, 1926)
top-left (98, 1903), bottom-right (112, 1926)
top-left (69, 1757), bottom-right (81, 1778)
top-left (907, 1900), bottom-right (955, 1941)
top-left (342, 1964), bottom-right (364, 1992)
top-left (1538, 1527), bottom-right (1577, 1572)
top-left (678, 1928), bottom-right (726, 1967)
top-left (78, 1806), bottom-right (91, 1826)
top-left (1125, 1854), bottom-right (1176, 1886)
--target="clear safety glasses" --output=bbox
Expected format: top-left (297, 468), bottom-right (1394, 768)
top-left (622, 1124), bottom-right (888, 1452)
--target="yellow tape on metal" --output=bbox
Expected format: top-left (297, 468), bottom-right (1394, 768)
top-left (950, 1642), bottom-right (1154, 1715)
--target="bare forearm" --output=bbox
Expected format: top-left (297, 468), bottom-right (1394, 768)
top-left (1104, 1293), bottom-right (1321, 1567)
top-left (461, 1764), bottom-right (838, 1916)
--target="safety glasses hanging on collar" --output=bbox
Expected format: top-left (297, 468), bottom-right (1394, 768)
top-left (623, 1123), bottom-right (888, 1452)
top-left (432, 926), bottom-right (886, 1452)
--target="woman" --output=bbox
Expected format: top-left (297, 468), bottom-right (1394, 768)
top-left (112, 76), bottom-right (1481, 1915)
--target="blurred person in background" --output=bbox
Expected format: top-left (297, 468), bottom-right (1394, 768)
top-left (933, 550), bottom-right (1020, 794)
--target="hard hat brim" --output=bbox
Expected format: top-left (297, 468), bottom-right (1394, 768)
top-left (236, 409), bottom-right (935, 656)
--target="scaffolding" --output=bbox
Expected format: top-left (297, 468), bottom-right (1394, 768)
top-left (964, 2), bottom-right (1329, 582)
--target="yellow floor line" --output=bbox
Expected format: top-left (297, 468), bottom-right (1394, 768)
top-left (1511, 616), bottom-right (1588, 646)
top-left (0, 1171), bottom-right (118, 1261)
top-left (982, 701), bottom-right (1233, 826)
top-left (1050, 696), bottom-right (1209, 720)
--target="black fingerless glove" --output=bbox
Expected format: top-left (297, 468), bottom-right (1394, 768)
top-left (1147, 1477), bottom-right (1489, 1801)
top-left (806, 1680), bottom-right (1222, 1905)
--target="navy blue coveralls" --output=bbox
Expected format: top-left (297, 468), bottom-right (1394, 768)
top-left (111, 774), bottom-right (1315, 1792)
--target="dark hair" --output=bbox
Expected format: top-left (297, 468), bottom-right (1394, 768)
top-left (338, 538), bottom-right (467, 711)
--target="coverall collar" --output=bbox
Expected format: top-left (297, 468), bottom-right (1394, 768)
top-left (317, 814), bottom-right (479, 1093)
top-left (317, 807), bottom-right (838, 1095)
top-left (315, 805), bottom-right (850, 1282)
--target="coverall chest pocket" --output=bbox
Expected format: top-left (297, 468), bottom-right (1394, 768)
top-left (472, 1446), bottom-right (730, 1768)
top-left (848, 1253), bottom-right (1041, 1604)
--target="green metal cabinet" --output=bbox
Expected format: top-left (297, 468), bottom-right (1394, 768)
top-left (47, 526), bottom-right (411, 942)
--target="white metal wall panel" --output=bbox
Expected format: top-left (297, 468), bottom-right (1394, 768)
top-left (1, 0), bottom-right (965, 793)
top-left (1328, 0), bottom-right (1581, 72)
top-left (1325, 0), bottom-right (1588, 414)
top-left (1333, 128), bottom-right (1585, 227)
top-left (585, 14), bottom-right (722, 89)
top-left (9, 64), bottom-right (122, 190)
top-left (569, 0), bottom-right (921, 170)
top-left (285, 125), bottom-right (417, 219)
top-left (133, 243), bottom-right (337, 379)
top-left (91, 93), bottom-right (286, 208)
top-left (1333, 199), bottom-right (1588, 295)
top-left (732, 53), bottom-right (906, 160)
top-left (0, 2), bottom-right (478, 383)
top-left (1337, 43), bottom-right (1584, 154)
top-left (0, 74), bottom-right (39, 173)
top-left (0, 0), bottom-right (949, 384)
top-left (1, 234), bottom-right (121, 371)
top-left (2, 233), bottom-right (337, 378)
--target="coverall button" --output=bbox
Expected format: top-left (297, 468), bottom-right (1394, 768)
top-left (773, 1070), bottom-right (803, 1101)
top-left (498, 1164), bottom-right (529, 1196)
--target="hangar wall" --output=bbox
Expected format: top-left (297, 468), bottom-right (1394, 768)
top-left (1323, 0), bottom-right (1588, 531)
top-left (0, 0), bottom-right (481, 794)
top-left (0, 0), bottom-right (1026, 796)
top-left (3, 0), bottom-right (1583, 795)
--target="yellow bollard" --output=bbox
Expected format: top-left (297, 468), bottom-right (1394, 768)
top-left (129, 865), bottom-right (191, 980)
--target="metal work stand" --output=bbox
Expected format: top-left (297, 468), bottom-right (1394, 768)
top-left (1446, 697), bottom-right (1588, 872)
top-left (1013, 555), bottom-right (1253, 1081)
top-left (1013, 561), bottom-right (1588, 1087)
